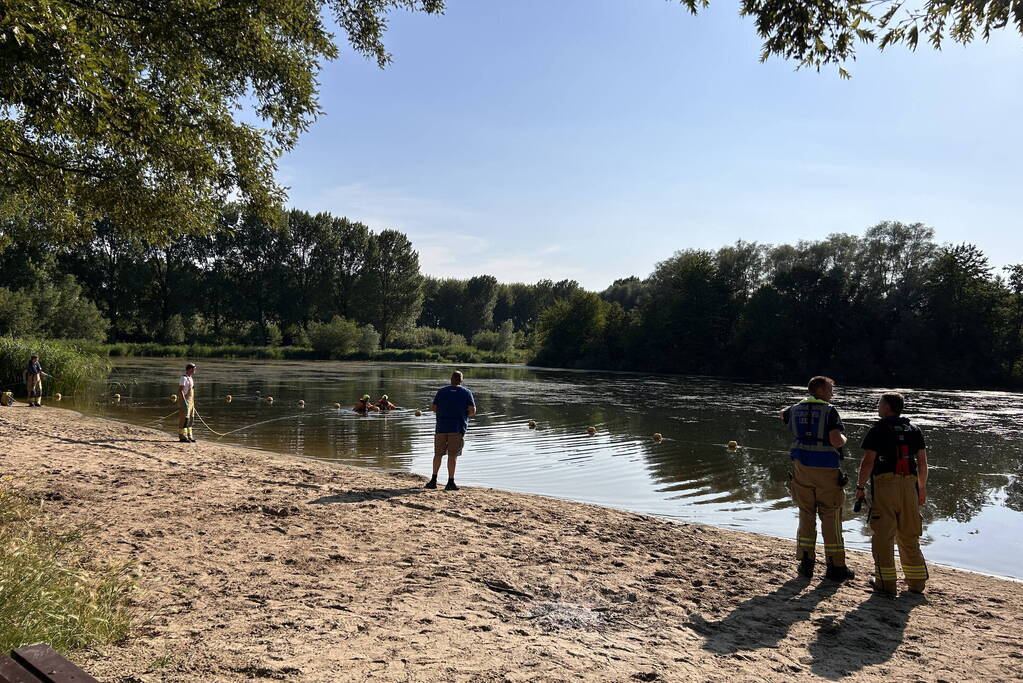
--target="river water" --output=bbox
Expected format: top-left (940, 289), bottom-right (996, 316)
top-left (73, 358), bottom-right (1023, 579)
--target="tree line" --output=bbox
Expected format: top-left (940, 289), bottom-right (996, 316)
top-left (535, 222), bottom-right (1023, 388)
top-left (0, 205), bottom-right (580, 358)
top-left (2, 215), bottom-right (1020, 388)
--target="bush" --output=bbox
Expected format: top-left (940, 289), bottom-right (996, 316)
top-left (307, 316), bottom-right (359, 357)
top-left (0, 288), bottom-right (35, 336)
top-left (358, 324), bottom-right (380, 355)
top-left (471, 330), bottom-right (499, 351)
top-left (389, 326), bottom-right (467, 349)
top-left (0, 479), bottom-right (134, 653)
top-left (31, 275), bottom-right (109, 342)
top-left (162, 314), bottom-right (186, 344)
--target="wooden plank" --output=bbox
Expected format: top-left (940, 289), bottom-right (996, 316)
top-left (10, 646), bottom-right (98, 683)
top-left (0, 654), bottom-right (42, 683)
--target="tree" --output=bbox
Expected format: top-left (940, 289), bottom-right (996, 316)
top-left (361, 230), bottom-right (424, 345)
top-left (461, 275), bottom-right (500, 336)
top-left (0, 0), bottom-right (444, 242)
top-left (313, 216), bottom-right (372, 321)
top-left (733, 0), bottom-right (1023, 76)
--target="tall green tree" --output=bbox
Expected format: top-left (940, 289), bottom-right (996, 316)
top-left (362, 229), bottom-right (423, 345)
top-left (313, 216), bottom-right (372, 321)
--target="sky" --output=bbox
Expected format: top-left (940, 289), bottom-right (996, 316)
top-left (279, 0), bottom-right (1022, 291)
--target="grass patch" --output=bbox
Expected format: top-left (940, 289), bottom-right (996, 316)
top-left (0, 479), bottom-right (135, 653)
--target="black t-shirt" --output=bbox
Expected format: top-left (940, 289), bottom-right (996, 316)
top-left (861, 416), bottom-right (926, 476)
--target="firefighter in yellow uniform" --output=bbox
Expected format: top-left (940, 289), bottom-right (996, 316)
top-left (178, 363), bottom-right (197, 443)
top-left (855, 392), bottom-right (929, 594)
top-left (781, 376), bottom-right (855, 581)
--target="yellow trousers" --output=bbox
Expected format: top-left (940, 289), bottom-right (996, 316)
top-left (178, 390), bottom-right (195, 437)
top-left (790, 461), bottom-right (847, 566)
top-left (869, 472), bottom-right (928, 593)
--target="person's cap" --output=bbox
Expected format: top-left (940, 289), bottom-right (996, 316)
top-left (381, 394), bottom-right (388, 400)
top-left (362, 394), bottom-right (370, 400)
top-left (30, 354), bottom-right (38, 359)
top-left (185, 363), bottom-right (196, 370)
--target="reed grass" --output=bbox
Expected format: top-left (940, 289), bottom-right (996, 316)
top-left (0, 337), bottom-right (111, 397)
top-left (0, 479), bottom-right (135, 653)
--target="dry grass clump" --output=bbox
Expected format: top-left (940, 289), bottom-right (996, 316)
top-left (0, 478), bottom-right (134, 653)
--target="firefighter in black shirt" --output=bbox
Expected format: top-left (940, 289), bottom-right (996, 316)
top-left (855, 392), bottom-right (929, 595)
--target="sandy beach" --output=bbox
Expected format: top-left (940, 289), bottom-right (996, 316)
top-left (1, 406), bottom-right (1021, 682)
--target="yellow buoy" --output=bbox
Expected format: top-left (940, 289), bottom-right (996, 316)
top-left (334, 402), bottom-right (342, 409)
top-left (225, 395), bottom-right (233, 403)
top-left (170, 394), bottom-right (177, 402)
top-left (587, 426), bottom-right (596, 435)
top-left (298, 400), bottom-right (305, 408)
top-left (652, 432), bottom-right (662, 441)
top-left (54, 392), bottom-right (62, 401)
top-left (113, 393), bottom-right (121, 401)
top-left (528, 420), bottom-right (536, 429)
top-left (415, 409), bottom-right (423, 416)
top-left (727, 440), bottom-right (738, 450)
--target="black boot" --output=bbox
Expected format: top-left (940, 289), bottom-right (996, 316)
top-left (798, 552), bottom-right (815, 578)
top-left (424, 476), bottom-right (437, 489)
top-left (825, 559), bottom-right (855, 582)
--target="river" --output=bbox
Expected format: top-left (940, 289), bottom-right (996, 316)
top-left (71, 358), bottom-right (1023, 579)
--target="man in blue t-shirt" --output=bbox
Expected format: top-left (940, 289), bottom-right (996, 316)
top-left (425, 370), bottom-right (477, 491)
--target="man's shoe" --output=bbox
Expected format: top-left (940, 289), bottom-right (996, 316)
top-left (868, 577), bottom-right (897, 595)
top-left (798, 554), bottom-right (815, 578)
top-left (188, 436), bottom-right (197, 443)
top-left (825, 561), bottom-right (855, 582)
top-left (444, 480), bottom-right (459, 491)
top-left (179, 435), bottom-right (190, 443)
top-left (424, 479), bottom-right (437, 489)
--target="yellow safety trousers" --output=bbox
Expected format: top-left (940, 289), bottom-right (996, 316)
top-left (869, 472), bottom-right (928, 594)
top-left (178, 388), bottom-right (195, 438)
top-left (790, 461), bottom-right (847, 567)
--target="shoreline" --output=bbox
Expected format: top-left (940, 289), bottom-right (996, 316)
top-left (2, 406), bottom-right (1021, 681)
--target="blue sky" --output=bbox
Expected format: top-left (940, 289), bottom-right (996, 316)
top-left (280, 0), bottom-right (1022, 290)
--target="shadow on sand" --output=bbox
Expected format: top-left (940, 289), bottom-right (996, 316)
top-left (808, 590), bottom-right (926, 679)
top-left (309, 487), bottom-right (426, 504)
top-left (687, 577), bottom-right (841, 653)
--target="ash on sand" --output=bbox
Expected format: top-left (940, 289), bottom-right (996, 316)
top-left (523, 601), bottom-right (607, 631)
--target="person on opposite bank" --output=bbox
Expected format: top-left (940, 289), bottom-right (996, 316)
top-left (425, 370), bottom-right (476, 491)
top-left (178, 363), bottom-right (197, 443)
top-left (781, 375), bottom-right (855, 581)
top-left (855, 392), bottom-right (929, 595)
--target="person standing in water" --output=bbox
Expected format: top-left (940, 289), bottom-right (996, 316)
top-left (781, 376), bottom-right (855, 582)
top-left (354, 394), bottom-right (379, 413)
top-left (24, 354), bottom-right (44, 407)
top-left (426, 370), bottom-right (476, 491)
top-left (178, 363), bottom-right (197, 443)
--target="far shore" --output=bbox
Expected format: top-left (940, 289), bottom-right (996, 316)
top-left (2, 406), bottom-right (1021, 682)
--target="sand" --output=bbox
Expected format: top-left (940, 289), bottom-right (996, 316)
top-left (1, 406), bottom-right (1021, 682)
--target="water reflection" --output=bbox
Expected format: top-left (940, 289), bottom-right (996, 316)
top-left (76, 359), bottom-right (1023, 579)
